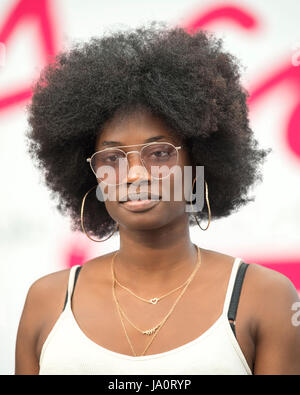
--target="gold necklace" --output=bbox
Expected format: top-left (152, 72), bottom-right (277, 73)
top-left (114, 273), bottom-right (189, 305)
top-left (111, 245), bottom-right (201, 356)
top-left (112, 246), bottom-right (198, 304)
top-left (112, 245), bottom-right (200, 335)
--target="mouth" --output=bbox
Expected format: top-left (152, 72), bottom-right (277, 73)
top-left (119, 192), bottom-right (161, 213)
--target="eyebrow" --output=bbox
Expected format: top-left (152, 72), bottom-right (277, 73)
top-left (100, 135), bottom-right (167, 147)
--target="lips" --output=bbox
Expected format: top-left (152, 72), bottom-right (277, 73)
top-left (120, 198), bottom-right (161, 212)
top-left (119, 191), bottom-right (161, 203)
top-left (118, 191), bottom-right (161, 212)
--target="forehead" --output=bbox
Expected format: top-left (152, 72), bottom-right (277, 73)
top-left (95, 108), bottom-right (181, 149)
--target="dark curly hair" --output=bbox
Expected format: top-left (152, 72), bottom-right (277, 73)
top-left (25, 21), bottom-right (270, 240)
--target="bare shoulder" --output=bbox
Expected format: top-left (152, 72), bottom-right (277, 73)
top-left (245, 263), bottom-right (299, 303)
top-left (202, 247), bottom-right (299, 316)
top-left (15, 267), bottom-right (73, 374)
top-left (26, 249), bottom-right (115, 304)
top-left (204, 247), bottom-right (298, 298)
top-left (26, 268), bottom-right (71, 310)
top-left (28, 250), bottom-right (117, 304)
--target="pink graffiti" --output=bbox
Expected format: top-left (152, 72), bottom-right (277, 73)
top-left (0, 0), bottom-right (58, 110)
top-left (185, 4), bottom-right (259, 33)
top-left (183, 4), bottom-right (300, 162)
top-left (59, 233), bottom-right (91, 269)
top-left (248, 63), bottom-right (300, 159)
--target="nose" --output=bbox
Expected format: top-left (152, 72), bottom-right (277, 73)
top-left (126, 152), bottom-right (149, 183)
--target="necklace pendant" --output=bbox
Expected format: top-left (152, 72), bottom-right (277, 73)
top-left (149, 297), bottom-right (159, 304)
top-left (143, 324), bottom-right (160, 335)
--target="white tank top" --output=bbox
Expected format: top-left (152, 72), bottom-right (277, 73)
top-left (39, 258), bottom-right (252, 375)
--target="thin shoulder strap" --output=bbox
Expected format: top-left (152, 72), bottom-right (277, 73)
top-left (62, 265), bottom-right (82, 311)
top-left (227, 262), bottom-right (249, 336)
top-left (223, 258), bottom-right (242, 314)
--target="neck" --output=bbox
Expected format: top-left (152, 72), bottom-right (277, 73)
top-left (113, 215), bottom-right (199, 295)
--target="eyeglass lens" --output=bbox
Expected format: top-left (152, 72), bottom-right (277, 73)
top-left (91, 143), bottom-right (178, 185)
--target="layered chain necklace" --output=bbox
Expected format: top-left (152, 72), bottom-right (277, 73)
top-left (111, 245), bottom-right (201, 356)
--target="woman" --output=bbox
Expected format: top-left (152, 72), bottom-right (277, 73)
top-left (16, 22), bottom-right (300, 374)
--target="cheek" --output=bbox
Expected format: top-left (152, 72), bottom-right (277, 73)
top-left (97, 182), bottom-right (119, 201)
top-left (161, 166), bottom-right (192, 204)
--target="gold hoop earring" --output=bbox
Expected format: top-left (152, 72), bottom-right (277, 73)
top-left (81, 184), bottom-right (119, 242)
top-left (190, 178), bottom-right (211, 231)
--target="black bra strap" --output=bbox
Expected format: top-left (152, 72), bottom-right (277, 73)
top-left (227, 262), bottom-right (249, 337)
top-left (62, 266), bottom-right (82, 311)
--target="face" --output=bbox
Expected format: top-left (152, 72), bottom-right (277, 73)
top-left (93, 108), bottom-right (194, 231)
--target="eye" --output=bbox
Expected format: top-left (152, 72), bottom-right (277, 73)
top-left (106, 154), bottom-right (119, 162)
top-left (143, 144), bottom-right (175, 163)
top-left (98, 151), bottom-right (125, 164)
top-left (151, 150), bottom-right (169, 158)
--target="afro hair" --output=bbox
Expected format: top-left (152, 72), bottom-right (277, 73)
top-left (25, 21), bottom-right (270, 240)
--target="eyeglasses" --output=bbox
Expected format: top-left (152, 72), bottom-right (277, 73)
top-left (86, 141), bottom-right (183, 185)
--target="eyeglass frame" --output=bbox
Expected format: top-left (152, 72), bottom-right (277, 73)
top-left (86, 141), bottom-right (183, 184)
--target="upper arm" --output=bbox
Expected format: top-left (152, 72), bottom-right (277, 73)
top-left (253, 265), bottom-right (300, 374)
top-left (15, 280), bottom-right (43, 375)
top-left (15, 269), bottom-right (69, 375)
